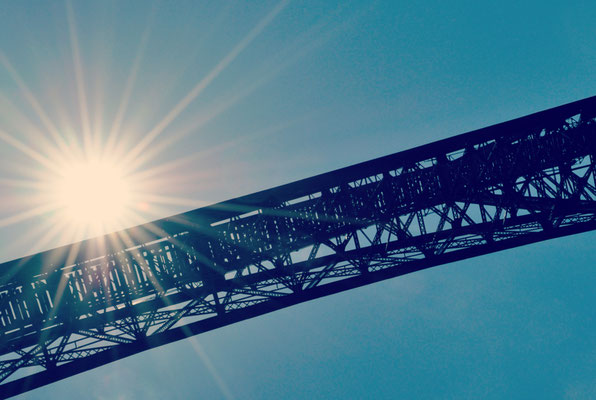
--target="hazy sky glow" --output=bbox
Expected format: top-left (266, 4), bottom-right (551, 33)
top-left (1, 1), bottom-right (596, 399)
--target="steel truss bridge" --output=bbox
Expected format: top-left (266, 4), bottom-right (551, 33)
top-left (1, 97), bottom-right (596, 398)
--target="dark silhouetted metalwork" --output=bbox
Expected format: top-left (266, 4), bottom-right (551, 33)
top-left (1, 96), bottom-right (596, 398)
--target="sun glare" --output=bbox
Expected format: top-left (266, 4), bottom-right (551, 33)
top-left (51, 158), bottom-right (133, 232)
top-left (0, 0), bottom-right (289, 252)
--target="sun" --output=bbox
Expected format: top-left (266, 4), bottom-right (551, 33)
top-left (50, 156), bottom-right (133, 234)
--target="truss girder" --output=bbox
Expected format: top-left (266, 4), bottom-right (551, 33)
top-left (1, 96), bottom-right (596, 397)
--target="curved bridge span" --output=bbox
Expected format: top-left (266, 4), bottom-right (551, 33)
top-left (1, 96), bottom-right (596, 397)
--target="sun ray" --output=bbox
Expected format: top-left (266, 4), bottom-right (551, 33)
top-left (123, 13), bottom-right (332, 173)
top-left (128, 104), bottom-right (314, 179)
top-left (0, 128), bottom-right (61, 173)
top-left (104, 6), bottom-right (156, 158)
top-left (124, 80), bottom-right (267, 172)
top-left (186, 336), bottom-right (235, 400)
top-left (0, 203), bottom-right (57, 229)
top-left (124, 150), bottom-right (229, 193)
top-left (0, 51), bottom-right (70, 154)
top-left (134, 193), bottom-right (208, 208)
top-left (0, 93), bottom-right (67, 164)
top-left (66, 0), bottom-right (94, 156)
top-left (127, 151), bottom-right (212, 181)
top-left (0, 177), bottom-right (47, 190)
top-left (123, 0), bottom-right (289, 167)
top-left (10, 215), bottom-right (70, 256)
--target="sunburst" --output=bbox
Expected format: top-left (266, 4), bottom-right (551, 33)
top-left (48, 154), bottom-right (135, 235)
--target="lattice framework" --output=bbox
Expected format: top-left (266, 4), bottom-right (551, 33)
top-left (1, 96), bottom-right (596, 398)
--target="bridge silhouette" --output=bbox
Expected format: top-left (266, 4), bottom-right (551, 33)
top-left (1, 96), bottom-right (595, 398)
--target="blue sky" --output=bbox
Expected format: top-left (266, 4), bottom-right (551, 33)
top-left (1, 1), bottom-right (595, 399)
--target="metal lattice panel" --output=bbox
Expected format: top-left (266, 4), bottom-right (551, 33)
top-left (1, 96), bottom-right (596, 398)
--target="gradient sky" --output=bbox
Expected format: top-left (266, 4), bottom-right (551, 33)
top-left (1, 1), bottom-right (595, 399)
